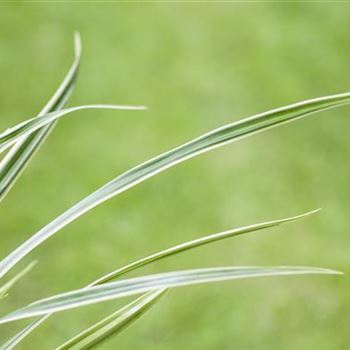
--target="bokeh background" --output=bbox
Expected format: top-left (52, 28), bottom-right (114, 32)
top-left (0, 2), bottom-right (349, 349)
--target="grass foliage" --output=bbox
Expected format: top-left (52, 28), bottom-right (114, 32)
top-left (0, 35), bottom-right (346, 349)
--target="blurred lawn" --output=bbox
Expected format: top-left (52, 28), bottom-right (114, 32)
top-left (0, 2), bottom-right (350, 349)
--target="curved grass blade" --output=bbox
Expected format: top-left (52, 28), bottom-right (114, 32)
top-left (0, 261), bottom-right (36, 300)
top-left (0, 104), bottom-right (146, 155)
top-left (92, 209), bottom-right (319, 284)
top-left (0, 211), bottom-right (313, 348)
top-left (0, 92), bottom-right (349, 280)
top-left (0, 33), bottom-right (82, 202)
top-left (0, 266), bottom-right (341, 324)
top-left (55, 289), bottom-right (167, 350)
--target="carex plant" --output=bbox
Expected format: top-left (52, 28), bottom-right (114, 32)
top-left (0, 34), bottom-right (347, 349)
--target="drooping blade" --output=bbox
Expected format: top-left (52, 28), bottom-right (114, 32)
top-left (0, 266), bottom-right (341, 324)
top-left (0, 104), bottom-right (146, 155)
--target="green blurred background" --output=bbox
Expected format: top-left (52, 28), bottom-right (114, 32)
top-left (0, 2), bottom-right (349, 349)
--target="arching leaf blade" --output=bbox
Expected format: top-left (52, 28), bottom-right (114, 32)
top-left (92, 209), bottom-right (320, 284)
top-left (0, 266), bottom-right (341, 324)
top-left (0, 104), bottom-right (146, 155)
top-left (0, 92), bottom-right (348, 280)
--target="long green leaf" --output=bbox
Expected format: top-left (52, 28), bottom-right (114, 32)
top-left (0, 104), bottom-right (146, 155)
top-left (1, 210), bottom-right (313, 348)
top-left (91, 209), bottom-right (319, 284)
top-left (0, 91), bottom-right (349, 281)
top-left (0, 266), bottom-right (341, 324)
top-left (0, 33), bottom-right (81, 202)
top-left (55, 290), bottom-right (167, 350)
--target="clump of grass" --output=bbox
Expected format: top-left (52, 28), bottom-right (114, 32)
top-left (0, 35), bottom-right (346, 350)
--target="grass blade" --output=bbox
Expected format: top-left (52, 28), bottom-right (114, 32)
top-left (55, 290), bottom-right (167, 350)
top-left (0, 266), bottom-right (341, 324)
top-left (0, 33), bottom-right (81, 202)
top-left (0, 91), bottom-right (349, 280)
top-left (0, 211), bottom-right (312, 347)
top-left (92, 209), bottom-right (319, 284)
top-left (0, 104), bottom-right (146, 155)
top-left (0, 262), bottom-right (37, 300)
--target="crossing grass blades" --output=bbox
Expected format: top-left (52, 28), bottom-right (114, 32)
top-left (0, 34), bottom-right (347, 349)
